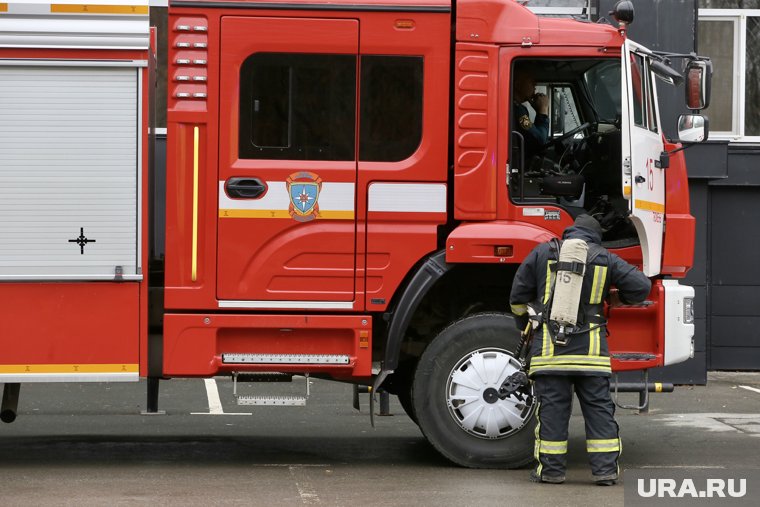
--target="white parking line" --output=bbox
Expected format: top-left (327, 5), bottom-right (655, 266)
top-left (191, 378), bottom-right (252, 416)
top-left (656, 413), bottom-right (760, 437)
top-left (640, 465), bottom-right (726, 469)
top-left (205, 378), bottom-right (224, 414)
top-left (739, 385), bottom-right (760, 395)
top-left (289, 466), bottom-right (321, 505)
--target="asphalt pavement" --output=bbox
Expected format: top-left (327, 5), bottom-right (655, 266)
top-left (0, 372), bottom-right (759, 506)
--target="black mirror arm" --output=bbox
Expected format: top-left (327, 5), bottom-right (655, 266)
top-left (663, 143), bottom-right (692, 156)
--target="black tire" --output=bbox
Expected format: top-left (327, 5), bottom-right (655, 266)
top-left (397, 386), bottom-right (418, 425)
top-left (392, 361), bottom-right (418, 424)
top-left (412, 312), bottom-right (536, 469)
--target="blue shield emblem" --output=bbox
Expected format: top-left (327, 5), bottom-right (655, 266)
top-left (286, 171), bottom-right (322, 222)
top-left (289, 182), bottom-right (319, 215)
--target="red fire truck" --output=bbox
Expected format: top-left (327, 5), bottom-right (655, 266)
top-left (0, 0), bottom-right (709, 467)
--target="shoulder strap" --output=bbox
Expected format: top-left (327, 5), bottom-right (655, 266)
top-left (550, 238), bottom-right (562, 259)
top-left (587, 243), bottom-right (606, 266)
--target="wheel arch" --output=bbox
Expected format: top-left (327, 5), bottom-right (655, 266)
top-left (382, 249), bottom-right (449, 372)
top-left (380, 252), bottom-right (524, 374)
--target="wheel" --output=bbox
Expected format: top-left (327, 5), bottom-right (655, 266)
top-left (412, 312), bottom-right (536, 468)
top-left (386, 360), bottom-right (418, 424)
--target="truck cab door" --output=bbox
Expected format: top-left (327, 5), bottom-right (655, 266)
top-left (217, 17), bottom-right (358, 305)
top-left (621, 40), bottom-right (665, 276)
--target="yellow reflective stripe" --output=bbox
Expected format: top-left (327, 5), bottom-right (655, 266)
top-left (597, 266), bottom-right (608, 303)
top-left (531, 354), bottom-right (611, 364)
top-left (0, 3), bottom-right (7, 13)
top-left (635, 199), bottom-right (665, 213)
top-left (219, 209), bottom-right (355, 219)
top-left (593, 327), bottom-right (599, 356)
top-left (539, 440), bottom-right (568, 455)
top-left (535, 401), bottom-right (542, 475)
top-left (531, 363), bottom-right (612, 373)
top-left (543, 260), bottom-right (555, 304)
top-left (589, 266), bottom-right (601, 303)
top-left (587, 438), bottom-right (621, 453)
top-left (510, 304), bottom-right (528, 316)
top-left (541, 324), bottom-right (554, 357)
top-left (0, 364), bottom-right (138, 374)
top-left (589, 266), bottom-right (607, 304)
top-left (588, 327), bottom-right (600, 356)
top-left (51, 4), bottom-right (149, 14)
top-left (588, 438), bottom-right (619, 445)
top-left (542, 260), bottom-right (555, 357)
top-left (531, 362), bottom-right (611, 370)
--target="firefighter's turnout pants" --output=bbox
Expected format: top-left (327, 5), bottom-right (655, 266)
top-left (533, 374), bottom-right (621, 479)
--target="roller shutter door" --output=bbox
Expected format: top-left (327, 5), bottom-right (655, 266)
top-left (0, 65), bottom-right (140, 280)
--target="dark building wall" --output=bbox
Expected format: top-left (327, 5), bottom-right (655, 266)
top-left (708, 160), bottom-right (760, 369)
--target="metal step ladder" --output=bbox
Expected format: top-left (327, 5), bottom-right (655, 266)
top-left (232, 372), bottom-right (310, 406)
top-left (224, 353), bottom-right (351, 406)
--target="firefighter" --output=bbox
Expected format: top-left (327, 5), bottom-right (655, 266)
top-left (509, 214), bottom-right (651, 485)
top-left (513, 63), bottom-right (549, 162)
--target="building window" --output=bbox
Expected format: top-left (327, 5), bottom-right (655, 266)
top-left (699, 1), bottom-right (760, 140)
top-left (239, 53), bottom-right (356, 161)
top-left (359, 56), bottom-right (423, 162)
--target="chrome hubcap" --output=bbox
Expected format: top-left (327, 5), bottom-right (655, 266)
top-left (446, 348), bottom-right (534, 439)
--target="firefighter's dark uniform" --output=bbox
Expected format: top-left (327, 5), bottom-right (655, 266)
top-left (513, 102), bottom-right (549, 163)
top-left (509, 215), bottom-right (651, 484)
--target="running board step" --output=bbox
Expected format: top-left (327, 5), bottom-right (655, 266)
top-left (236, 395), bottom-right (307, 406)
top-left (222, 353), bottom-right (350, 365)
top-left (232, 372), bottom-right (310, 407)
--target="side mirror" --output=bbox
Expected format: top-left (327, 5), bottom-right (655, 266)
top-left (677, 114), bottom-right (709, 143)
top-left (685, 60), bottom-right (712, 110)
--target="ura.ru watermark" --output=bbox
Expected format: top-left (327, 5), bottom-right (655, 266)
top-left (625, 469), bottom-right (757, 506)
top-left (638, 478), bottom-right (745, 498)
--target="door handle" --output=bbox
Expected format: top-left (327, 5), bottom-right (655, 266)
top-left (635, 175), bottom-right (646, 184)
top-left (226, 177), bottom-right (267, 199)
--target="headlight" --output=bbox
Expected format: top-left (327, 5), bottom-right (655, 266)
top-left (684, 297), bottom-right (695, 324)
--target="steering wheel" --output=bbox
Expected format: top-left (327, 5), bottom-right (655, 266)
top-left (542, 121), bottom-right (593, 149)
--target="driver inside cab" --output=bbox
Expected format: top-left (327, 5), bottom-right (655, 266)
top-left (513, 63), bottom-right (550, 164)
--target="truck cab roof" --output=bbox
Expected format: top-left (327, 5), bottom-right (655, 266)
top-left (170, 0), bottom-right (622, 48)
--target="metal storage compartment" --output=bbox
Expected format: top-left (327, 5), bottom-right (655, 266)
top-left (0, 64), bottom-right (142, 280)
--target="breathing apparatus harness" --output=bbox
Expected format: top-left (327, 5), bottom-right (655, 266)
top-left (542, 237), bottom-right (608, 346)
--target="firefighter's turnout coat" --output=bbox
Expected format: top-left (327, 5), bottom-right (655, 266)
top-left (509, 224), bottom-right (652, 375)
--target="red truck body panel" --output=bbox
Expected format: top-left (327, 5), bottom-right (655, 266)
top-left (0, 42), bottom-right (151, 379)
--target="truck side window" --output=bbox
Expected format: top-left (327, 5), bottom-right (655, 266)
top-left (359, 56), bottom-right (423, 162)
top-left (239, 53), bottom-right (356, 161)
top-left (549, 85), bottom-right (582, 138)
top-left (630, 53), bottom-right (647, 129)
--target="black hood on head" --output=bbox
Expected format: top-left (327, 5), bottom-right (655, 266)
top-left (563, 214), bottom-right (603, 244)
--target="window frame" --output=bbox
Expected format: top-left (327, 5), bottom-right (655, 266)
top-left (699, 9), bottom-right (760, 142)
